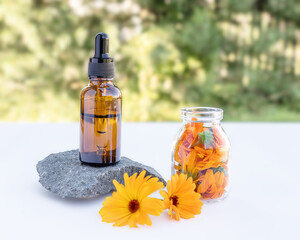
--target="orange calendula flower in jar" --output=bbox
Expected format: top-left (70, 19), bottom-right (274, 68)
top-left (99, 170), bottom-right (164, 228)
top-left (160, 173), bottom-right (203, 220)
top-left (197, 168), bottom-right (229, 200)
top-left (193, 146), bottom-right (226, 170)
top-left (172, 107), bottom-right (230, 201)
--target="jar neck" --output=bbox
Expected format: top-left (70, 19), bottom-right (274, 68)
top-left (181, 107), bottom-right (223, 125)
top-left (89, 77), bottom-right (114, 87)
top-left (182, 117), bottom-right (221, 126)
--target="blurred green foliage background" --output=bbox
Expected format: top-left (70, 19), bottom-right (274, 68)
top-left (0, 0), bottom-right (299, 122)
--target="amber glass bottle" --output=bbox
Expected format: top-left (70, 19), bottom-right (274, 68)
top-left (80, 33), bottom-right (121, 166)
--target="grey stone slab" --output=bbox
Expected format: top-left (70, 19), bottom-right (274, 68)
top-left (36, 149), bottom-right (166, 199)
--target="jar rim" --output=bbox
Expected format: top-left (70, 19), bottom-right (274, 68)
top-left (181, 107), bottom-right (223, 121)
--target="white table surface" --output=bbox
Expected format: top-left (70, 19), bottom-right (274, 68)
top-left (1, 122), bottom-right (300, 240)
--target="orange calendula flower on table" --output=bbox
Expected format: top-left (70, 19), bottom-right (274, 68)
top-left (160, 173), bottom-right (203, 221)
top-left (197, 168), bottom-right (229, 200)
top-left (99, 170), bottom-right (164, 228)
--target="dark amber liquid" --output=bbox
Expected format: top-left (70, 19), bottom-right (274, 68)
top-left (79, 79), bottom-right (121, 166)
top-left (80, 113), bottom-right (121, 165)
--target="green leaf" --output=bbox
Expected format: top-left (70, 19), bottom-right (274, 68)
top-left (212, 166), bottom-right (228, 176)
top-left (191, 130), bottom-right (214, 148)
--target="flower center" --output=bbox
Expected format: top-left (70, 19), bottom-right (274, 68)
top-left (128, 199), bottom-right (139, 213)
top-left (170, 195), bottom-right (179, 207)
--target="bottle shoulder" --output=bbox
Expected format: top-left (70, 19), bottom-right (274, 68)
top-left (80, 83), bottom-right (121, 98)
top-left (109, 84), bottom-right (122, 97)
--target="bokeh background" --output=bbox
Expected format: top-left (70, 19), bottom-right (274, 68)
top-left (1, 0), bottom-right (299, 122)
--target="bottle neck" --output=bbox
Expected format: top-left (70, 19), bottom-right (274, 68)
top-left (89, 77), bottom-right (114, 87)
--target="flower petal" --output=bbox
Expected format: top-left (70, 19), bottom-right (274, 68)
top-left (140, 197), bottom-right (163, 216)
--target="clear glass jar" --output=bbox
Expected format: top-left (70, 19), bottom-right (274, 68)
top-left (171, 107), bottom-right (230, 202)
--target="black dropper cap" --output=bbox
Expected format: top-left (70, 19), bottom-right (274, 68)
top-left (88, 33), bottom-right (114, 78)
